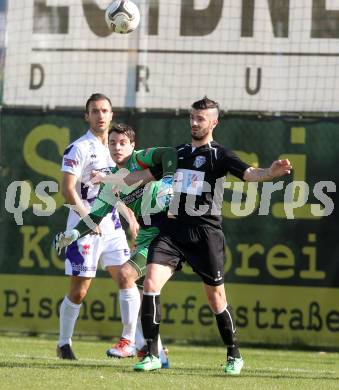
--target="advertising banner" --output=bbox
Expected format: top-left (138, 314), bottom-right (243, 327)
top-left (3, 1), bottom-right (339, 111)
top-left (1, 111), bottom-right (338, 347)
top-left (1, 274), bottom-right (338, 347)
top-left (0, 0), bottom-right (6, 103)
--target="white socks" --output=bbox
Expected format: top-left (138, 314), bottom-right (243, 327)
top-left (119, 286), bottom-right (141, 342)
top-left (158, 334), bottom-right (164, 357)
top-left (59, 287), bottom-right (142, 347)
top-left (135, 317), bottom-right (146, 350)
top-left (59, 296), bottom-right (81, 347)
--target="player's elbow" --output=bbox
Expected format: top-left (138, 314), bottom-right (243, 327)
top-left (243, 167), bottom-right (254, 182)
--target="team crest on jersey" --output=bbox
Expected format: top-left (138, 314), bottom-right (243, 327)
top-left (193, 156), bottom-right (206, 168)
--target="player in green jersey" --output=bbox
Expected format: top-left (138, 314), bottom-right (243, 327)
top-left (54, 123), bottom-right (177, 366)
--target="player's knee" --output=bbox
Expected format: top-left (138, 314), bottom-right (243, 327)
top-left (69, 289), bottom-right (87, 304)
top-left (117, 265), bottom-right (136, 289)
top-left (142, 277), bottom-right (158, 292)
top-left (207, 290), bottom-right (226, 313)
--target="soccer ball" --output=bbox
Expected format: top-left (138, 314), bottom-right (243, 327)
top-left (105, 0), bottom-right (140, 34)
top-left (155, 176), bottom-right (174, 211)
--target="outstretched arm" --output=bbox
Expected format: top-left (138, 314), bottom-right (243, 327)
top-left (53, 189), bottom-right (118, 255)
top-left (91, 147), bottom-right (178, 187)
top-left (149, 147), bottom-right (178, 178)
top-left (243, 159), bottom-right (292, 182)
top-left (91, 167), bottom-right (154, 187)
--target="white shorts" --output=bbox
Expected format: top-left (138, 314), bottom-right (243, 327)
top-left (64, 230), bottom-right (130, 277)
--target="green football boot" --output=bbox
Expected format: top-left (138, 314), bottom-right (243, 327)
top-left (224, 356), bottom-right (244, 375)
top-left (134, 354), bottom-right (162, 372)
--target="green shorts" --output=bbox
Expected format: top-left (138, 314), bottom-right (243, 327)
top-left (127, 226), bottom-right (160, 279)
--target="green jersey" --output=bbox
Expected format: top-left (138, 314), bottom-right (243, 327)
top-left (73, 146), bottom-right (177, 278)
top-left (89, 147), bottom-right (174, 225)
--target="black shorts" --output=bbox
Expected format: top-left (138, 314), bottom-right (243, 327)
top-left (148, 221), bottom-right (226, 286)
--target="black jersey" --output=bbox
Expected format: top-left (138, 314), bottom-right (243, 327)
top-left (171, 141), bottom-right (250, 227)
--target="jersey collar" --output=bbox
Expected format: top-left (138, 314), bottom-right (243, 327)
top-left (190, 140), bottom-right (217, 153)
top-left (87, 129), bottom-right (108, 146)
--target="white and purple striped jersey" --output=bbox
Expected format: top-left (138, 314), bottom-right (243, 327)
top-left (61, 130), bottom-right (121, 234)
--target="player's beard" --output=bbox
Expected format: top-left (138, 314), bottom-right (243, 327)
top-left (191, 127), bottom-right (209, 140)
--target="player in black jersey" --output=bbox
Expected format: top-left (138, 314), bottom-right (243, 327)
top-left (134, 97), bottom-right (293, 374)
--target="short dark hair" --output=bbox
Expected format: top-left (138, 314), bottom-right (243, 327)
top-left (85, 93), bottom-right (113, 113)
top-left (108, 123), bottom-right (135, 143)
top-left (191, 96), bottom-right (219, 114)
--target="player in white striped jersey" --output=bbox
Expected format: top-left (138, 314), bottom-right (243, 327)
top-left (56, 93), bottom-right (139, 360)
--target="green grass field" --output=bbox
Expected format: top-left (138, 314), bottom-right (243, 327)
top-left (0, 335), bottom-right (338, 390)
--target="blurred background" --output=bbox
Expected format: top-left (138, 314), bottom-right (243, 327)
top-left (0, 0), bottom-right (338, 348)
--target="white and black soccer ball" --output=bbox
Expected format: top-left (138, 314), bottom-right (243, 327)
top-left (105, 0), bottom-right (140, 34)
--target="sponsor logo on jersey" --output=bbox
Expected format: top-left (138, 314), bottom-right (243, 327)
top-left (193, 155), bottom-right (206, 168)
top-left (64, 157), bottom-right (79, 167)
top-left (175, 169), bottom-right (205, 195)
top-left (122, 187), bottom-right (144, 205)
